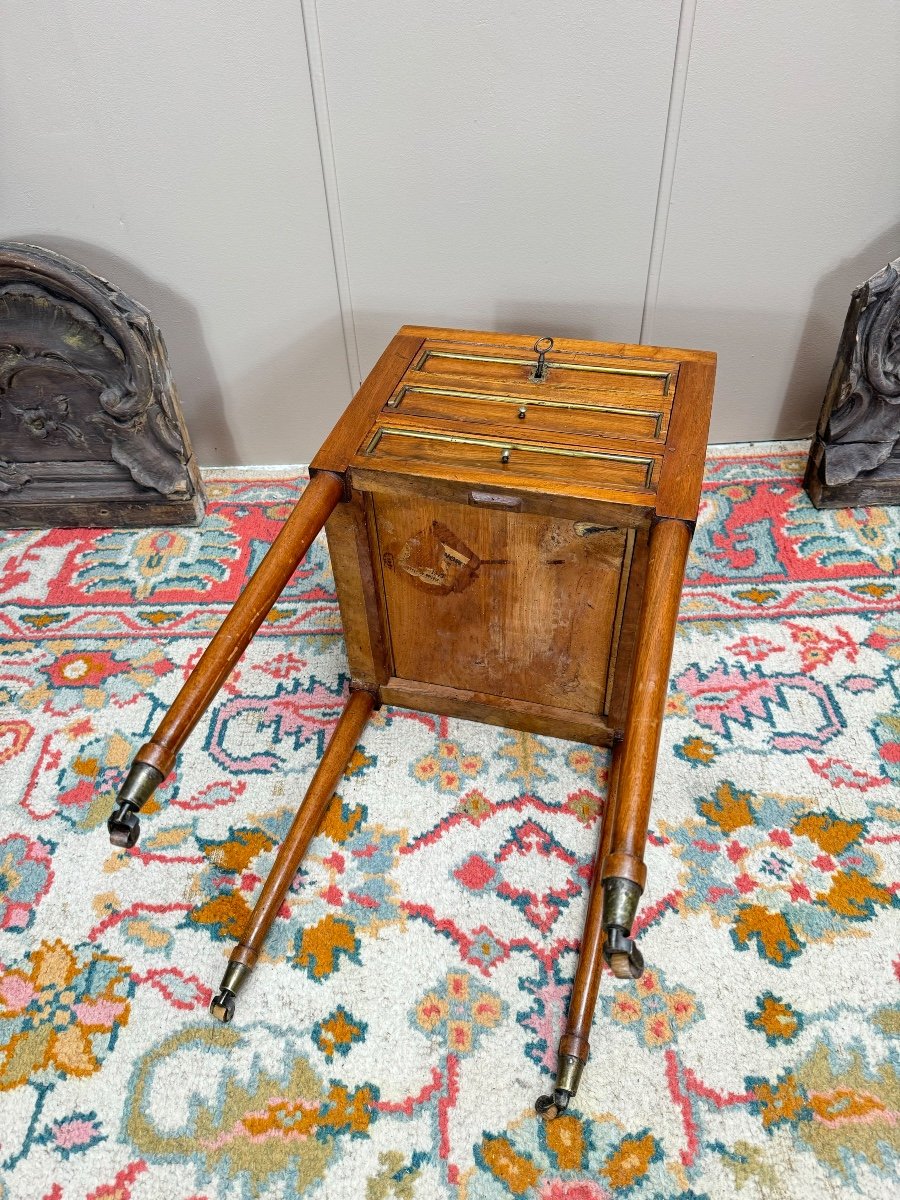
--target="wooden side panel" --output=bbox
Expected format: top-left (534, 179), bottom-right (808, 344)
top-left (324, 496), bottom-right (390, 688)
top-left (372, 493), bottom-right (627, 715)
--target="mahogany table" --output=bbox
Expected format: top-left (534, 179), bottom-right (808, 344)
top-left (106, 325), bottom-right (716, 1116)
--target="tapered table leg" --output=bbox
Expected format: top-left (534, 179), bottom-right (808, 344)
top-left (535, 740), bottom-right (621, 1118)
top-left (537, 516), bottom-right (692, 1118)
top-left (601, 518), bottom-right (691, 973)
top-left (210, 687), bottom-right (375, 1021)
top-left (107, 471), bottom-right (344, 848)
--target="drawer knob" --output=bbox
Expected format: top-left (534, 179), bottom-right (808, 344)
top-left (530, 336), bottom-right (554, 382)
top-left (517, 405), bottom-right (527, 420)
top-left (500, 448), bottom-right (511, 464)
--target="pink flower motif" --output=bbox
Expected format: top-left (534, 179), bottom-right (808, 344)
top-left (0, 834), bottom-right (54, 932)
top-left (73, 999), bottom-right (127, 1027)
top-left (842, 676), bottom-right (876, 693)
top-left (0, 975), bottom-right (36, 1011)
top-left (38, 1111), bottom-right (106, 1159)
top-left (541, 1179), bottom-right (609, 1199)
top-left (55, 1118), bottom-right (97, 1148)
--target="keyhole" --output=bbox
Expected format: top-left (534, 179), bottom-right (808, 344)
top-left (500, 448), bottom-right (511, 464)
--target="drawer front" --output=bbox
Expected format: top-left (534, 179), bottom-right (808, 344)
top-left (362, 426), bottom-right (658, 490)
top-left (385, 381), bottom-right (665, 442)
top-left (415, 341), bottom-right (676, 398)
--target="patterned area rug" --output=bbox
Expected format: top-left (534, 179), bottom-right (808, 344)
top-left (0, 444), bottom-right (897, 1200)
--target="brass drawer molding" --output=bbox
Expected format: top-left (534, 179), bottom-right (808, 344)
top-left (385, 383), bottom-right (665, 438)
top-left (415, 347), bottom-right (675, 394)
top-left (362, 425), bottom-right (656, 488)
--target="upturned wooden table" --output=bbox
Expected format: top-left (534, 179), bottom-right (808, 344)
top-left (106, 325), bottom-right (716, 1116)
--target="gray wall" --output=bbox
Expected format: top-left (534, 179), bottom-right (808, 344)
top-left (3, 1), bottom-right (899, 463)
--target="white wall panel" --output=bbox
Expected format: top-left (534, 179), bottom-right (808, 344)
top-left (0, 1), bottom-right (351, 464)
top-left (650, 1), bottom-right (900, 443)
top-left (6, 3), bottom-right (894, 459)
top-left (314, 2), bottom-right (682, 374)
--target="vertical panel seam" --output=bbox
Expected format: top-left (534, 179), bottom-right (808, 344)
top-left (301, 0), bottom-right (363, 390)
top-left (639, 0), bottom-right (699, 345)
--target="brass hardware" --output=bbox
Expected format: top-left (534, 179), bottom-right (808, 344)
top-left (535, 1054), bottom-right (585, 1119)
top-left (468, 491), bottom-right (522, 511)
top-left (530, 336), bottom-right (554, 382)
top-left (364, 426), bottom-right (654, 478)
top-left (500, 448), bottom-right (511, 464)
top-left (517, 405), bottom-right (527, 419)
top-left (601, 878), bottom-right (645, 979)
top-left (210, 959), bottom-right (252, 1024)
top-left (555, 1053), bottom-right (585, 1096)
top-left (386, 384), bottom-right (665, 437)
top-left (415, 349), bottom-right (675, 393)
top-left (603, 877), bottom-right (642, 930)
top-left (108, 761), bottom-right (164, 848)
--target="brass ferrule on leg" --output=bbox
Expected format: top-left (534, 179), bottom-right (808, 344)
top-left (602, 877), bottom-right (642, 933)
top-left (602, 877), bottom-right (645, 980)
top-left (535, 1054), bottom-right (586, 1120)
top-left (556, 1053), bottom-right (585, 1097)
top-left (107, 761), bottom-right (164, 848)
top-left (221, 960), bottom-right (251, 995)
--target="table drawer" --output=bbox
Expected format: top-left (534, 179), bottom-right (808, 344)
top-left (415, 341), bottom-right (676, 398)
top-left (384, 381), bottom-right (665, 442)
top-left (361, 425), bottom-right (657, 490)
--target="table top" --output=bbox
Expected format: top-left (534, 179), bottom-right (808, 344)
top-left (312, 325), bottom-right (717, 523)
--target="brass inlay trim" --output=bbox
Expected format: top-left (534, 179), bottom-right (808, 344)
top-left (363, 426), bottom-right (655, 487)
top-left (387, 384), bottom-right (664, 438)
top-left (416, 349), bottom-right (674, 394)
top-left (603, 527), bottom-right (636, 716)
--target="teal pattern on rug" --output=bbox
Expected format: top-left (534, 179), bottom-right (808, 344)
top-left (0, 446), bottom-right (897, 1200)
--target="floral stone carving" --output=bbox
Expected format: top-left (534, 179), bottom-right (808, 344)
top-left (0, 242), bottom-right (203, 527)
top-left (805, 255), bottom-right (900, 508)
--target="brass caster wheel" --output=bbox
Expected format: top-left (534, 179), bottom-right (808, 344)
top-left (604, 928), bottom-right (644, 979)
top-left (210, 989), bottom-right (236, 1023)
top-left (535, 1089), bottom-right (571, 1120)
top-left (108, 806), bottom-right (140, 849)
top-left (609, 950), bottom-right (635, 979)
top-left (107, 762), bottom-right (163, 848)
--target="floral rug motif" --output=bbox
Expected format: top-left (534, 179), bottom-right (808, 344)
top-left (0, 444), bottom-right (897, 1200)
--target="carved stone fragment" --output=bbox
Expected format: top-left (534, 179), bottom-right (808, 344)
top-left (0, 242), bottom-right (204, 527)
top-left (805, 255), bottom-right (900, 508)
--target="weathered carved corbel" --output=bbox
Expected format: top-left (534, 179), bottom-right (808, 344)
top-left (0, 242), bottom-right (204, 526)
top-left (805, 255), bottom-right (900, 508)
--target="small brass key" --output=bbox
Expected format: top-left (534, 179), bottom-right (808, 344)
top-left (530, 336), bottom-right (554, 382)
